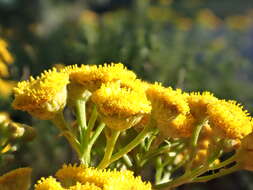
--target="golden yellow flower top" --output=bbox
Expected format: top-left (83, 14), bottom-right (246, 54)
top-left (187, 91), bottom-right (218, 120)
top-left (0, 79), bottom-right (15, 97)
top-left (0, 38), bottom-right (14, 65)
top-left (64, 63), bottom-right (136, 92)
top-left (69, 182), bottom-right (101, 190)
top-left (92, 82), bottom-right (151, 130)
top-left (35, 177), bottom-right (65, 190)
top-left (146, 83), bottom-right (189, 125)
top-left (54, 164), bottom-right (151, 190)
top-left (0, 167), bottom-right (32, 190)
top-left (0, 61), bottom-right (9, 77)
top-left (207, 100), bottom-right (252, 139)
top-left (12, 68), bottom-right (69, 120)
top-left (160, 114), bottom-right (196, 138)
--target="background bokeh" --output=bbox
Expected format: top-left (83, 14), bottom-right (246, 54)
top-left (1, 0), bottom-right (253, 189)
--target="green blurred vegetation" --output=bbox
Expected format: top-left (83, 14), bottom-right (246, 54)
top-left (1, 0), bottom-right (253, 189)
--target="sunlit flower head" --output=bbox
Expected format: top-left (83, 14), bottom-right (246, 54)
top-left (146, 83), bottom-right (189, 126)
top-left (69, 182), bottom-right (101, 190)
top-left (12, 68), bottom-right (69, 120)
top-left (92, 82), bottom-right (151, 130)
top-left (64, 63), bottom-right (136, 92)
top-left (0, 39), bottom-right (14, 65)
top-left (55, 164), bottom-right (151, 190)
top-left (160, 114), bottom-right (196, 138)
top-left (35, 177), bottom-right (64, 190)
top-left (207, 100), bottom-right (252, 139)
top-left (187, 91), bottom-right (218, 120)
top-left (0, 168), bottom-right (32, 190)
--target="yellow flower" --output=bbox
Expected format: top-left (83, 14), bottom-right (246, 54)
top-left (0, 61), bottom-right (9, 77)
top-left (12, 68), bottom-right (69, 120)
top-left (162, 114), bottom-right (196, 138)
top-left (35, 177), bottom-right (65, 190)
top-left (146, 83), bottom-right (189, 135)
top-left (0, 112), bottom-right (10, 123)
top-left (0, 79), bottom-right (15, 97)
top-left (69, 182), bottom-right (101, 190)
top-left (0, 168), bottom-right (32, 190)
top-left (207, 100), bottom-right (252, 139)
top-left (0, 39), bottom-right (14, 65)
top-left (187, 91), bottom-right (218, 120)
top-left (64, 63), bottom-right (136, 92)
top-left (92, 82), bottom-right (151, 130)
top-left (55, 164), bottom-right (151, 190)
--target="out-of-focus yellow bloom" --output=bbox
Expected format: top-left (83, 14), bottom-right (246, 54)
top-left (187, 91), bottom-right (218, 120)
top-left (0, 61), bottom-right (9, 77)
top-left (12, 68), bottom-right (69, 120)
top-left (0, 79), bottom-right (15, 97)
top-left (79, 10), bottom-right (98, 26)
top-left (35, 177), bottom-right (65, 190)
top-left (226, 15), bottom-right (252, 30)
top-left (55, 164), bottom-right (151, 190)
top-left (238, 133), bottom-right (253, 171)
top-left (176, 17), bottom-right (193, 31)
top-left (0, 39), bottom-right (14, 65)
top-left (196, 9), bottom-right (222, 29)
top-left (0, 112), bottom-right (10, 123)
top-left (0, 168), bottom-right (32, 190)
top-left (207, 100), bottom-right (252, 139)
top-left (64, 63), bottom-right (136, 92)
top-left (92, 82), bottom-right (151, 130)
top-left (147, 6), bottom-right (173, 23)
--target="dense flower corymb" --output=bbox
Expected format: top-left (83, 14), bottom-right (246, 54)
top-left (12, 68), bottom-right (69, 120)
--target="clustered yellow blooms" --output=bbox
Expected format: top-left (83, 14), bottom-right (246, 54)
top-left (12, 63), bottom-right (253, 138)
top-left (35, 164), bottom-right (151, 190)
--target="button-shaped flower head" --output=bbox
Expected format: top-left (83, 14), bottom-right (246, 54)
top-left (12, 68), bottom-right (69, 120)
top-left (207, 100), bottom-right (252, 139)
top-left (92, 82), bottom-right (151, 130)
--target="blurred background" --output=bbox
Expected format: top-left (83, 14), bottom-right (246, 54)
top-left (1, 0), bottom-right (253, 189)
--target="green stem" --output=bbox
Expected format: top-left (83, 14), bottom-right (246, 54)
top-left (52, 112), bottom-right (80, 157)
top-left (89, 122), bottom-right (105, 147)
top-left (110, 123), bottom-right (154, 164)
top-left (98, 130), bottom-right (121, 169)
top-left (76, 99), bottom-right (87, 131)
top-left (209, 153), bottom-right (238, 170)
top-left (192, 164), bottom-right (240, 183)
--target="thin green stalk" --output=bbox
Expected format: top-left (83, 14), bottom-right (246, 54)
top-left (110, 123), bottom-right (154, 164)
top-left (192, 164), bottom-right (240, 183)
top-left (98, 130), bottom-right (121, 169)
top-left (155, 157), bottom-right (164, 185)
top-left (76, 99), bottom-right (87, 131)
top-left (209, 153), bottom-right (238, 170)
top-left (89, 122), bottom-right (105, 147)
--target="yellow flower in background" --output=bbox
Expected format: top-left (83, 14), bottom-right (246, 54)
top-left (55, 164), bottom-right (151, 190)
top-left (207, 100), bottom-right (252, 139)
top-left (35, 177), bottom-right (65, 190)
top-left (92, 82), bottom-right (151, 130)
top-left (164, 113), bottom-right (196, 138)
top-left (0, 79), bottom-right (15, 97)
top-left (226, 15), bottom-right (252, 30)
top-left (0, 61), bottom-right (9, 77)
top-left (12, 68), bottom-right (69, 120)
top-left (79, 10), bottom-right (98, 26)
top-left (0, 168), bottom-right (32, 190)
top-left (65, 63), bottom-right (136, 92)
top-left (187, 91), bottom-right (218, 120)
top-left (196, 9), bottom-right (222, 29)
top-left (0, 39), bottom-right (14, 65)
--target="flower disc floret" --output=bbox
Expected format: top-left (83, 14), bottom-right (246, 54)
top-left (92, 82), bottom-right (151, 130)
top-left (207, 100), bottom-right (252, 139)
top-left (64, 63), bottom-right (136, 92)
top-left (35, 177), bottom-right (64, 190)
top-left (12, 68), bottom-right (69, 120)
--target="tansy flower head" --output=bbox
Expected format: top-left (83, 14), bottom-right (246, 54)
top-left (92, 82), bottom-right (151, 130)
top-left (64, 63), bottom-right (136, 92)
top-left (55, 164), bottom-right (151, 190)
top-left (161, 114), bottom-right (196, 138)
top-left (12, 68), bottom-right (69, 120)
top-left (187, 91), bottom-right (218, 120)
top-left (207, 100), bottom-right (252, 139)
top-left (146, 83), bottom-right (189, 131)
top-left (0, 39), bottom-right (14, 65)
top-left (35, 177), bottom-right (65, 190)
top-left (0, 168), bottom-right (32, 190)
top-left (69, 182), bottom-right (101, 190)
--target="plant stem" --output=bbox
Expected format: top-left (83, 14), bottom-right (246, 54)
top-left (110, 122), bottom-right (154, 164)
top-left (98, 129), bottom-right (121, 169)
